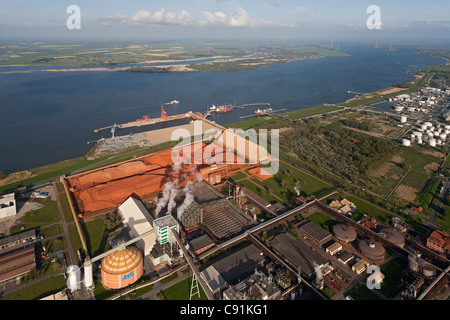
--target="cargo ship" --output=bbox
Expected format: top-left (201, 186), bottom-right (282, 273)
top-left (210, 104), bottom-right (233, 113)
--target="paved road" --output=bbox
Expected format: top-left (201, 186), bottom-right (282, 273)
top-left (427, 179), bottom-right (449, 229)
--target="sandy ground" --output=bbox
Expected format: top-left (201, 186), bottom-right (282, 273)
top-left (391, 155), bottom-right (404, 164)
top-left (422, 150), bottom-right (445, 159)
top-left (424, 162), bottom-right (440, 173)
top-left (395, 185), bottom-right (418, 202)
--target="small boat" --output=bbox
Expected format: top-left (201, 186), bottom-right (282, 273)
top-left (169, 100), bottom-right (179, 105)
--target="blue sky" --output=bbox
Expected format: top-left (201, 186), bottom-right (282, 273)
top-left (0, 0), bottom-right (449, 40)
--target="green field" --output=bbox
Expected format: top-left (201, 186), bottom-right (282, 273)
top-left (157, 276), bottom-right (207, 300)
top-left (306, 212), bottom-right (339, 232)
top-left (282, 105), bottom-right (344, 120)
top-left (379, 258), bottom-right (408, 298)
top-left (345, 195), bottom-right (393, 223)
top-left (1, 275), bottom-right (66, 300)
top-left (10, 199), bottom-right (60, 234)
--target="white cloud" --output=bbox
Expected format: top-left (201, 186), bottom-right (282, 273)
top-left (99, 7), bottom-right (277, 28)
top-left (131, 8), bottom-right (194, 26)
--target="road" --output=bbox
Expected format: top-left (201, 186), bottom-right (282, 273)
top-left (427, 178), bottom-right (449, 229)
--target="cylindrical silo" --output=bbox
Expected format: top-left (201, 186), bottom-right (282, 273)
top-left (66, 265), bottom-right (81, 292)
top-left (101, 245), bottom-right (144, 290)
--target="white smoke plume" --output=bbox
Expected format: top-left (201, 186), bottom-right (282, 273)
top-left (177, 181), bottom-right (195, 221)
top-left (166, 179), bottom-right (179, 215)
top-left (313, 261), bottom-right (323, 281)
top-left (155, 181), bottom-right (174, 217)
top-left (294, 186), bottom-right (300, 196)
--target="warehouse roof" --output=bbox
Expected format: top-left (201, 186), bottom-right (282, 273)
top-left (118, 197), bottom-right (154, 235)
top-left (269, 233), bottom-right (327, 277)
top-left (204, 244), bottom-right (264, 284)
top-left (298, 221), bottom-right (332, 244)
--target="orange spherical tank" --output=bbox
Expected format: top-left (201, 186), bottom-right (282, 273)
top-left (101, 246), bottom-right (143, 290)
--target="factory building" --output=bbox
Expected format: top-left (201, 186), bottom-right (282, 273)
top-left (188, 234), bottom-right (215, 256)
top-left (222, 270), bottom-right (281, 300)
top-left (200, 244), bottom-right (265, 294)
top-left (352, 259), bottom-right (369, 275)
top-left (0, 193), bottom-right (16, 219)
top-left (427, 230), bottom-right (450, 256)
top-left (336, 250), bottom-right (354, 265)
top-left (268, 232), bottom-right (328, 278)
top-left (0, 230), bottom-right (37, 283)
top-left (101, 245), bottom-right (143, 290)
top-left (118, 197), bottom-right (156, 257)
top-left (149, 215), bottom-right (182, 268)
top-left (297, 221), bottom-right (332, 247)
top-left (326, 242), bottom-right (343, 255)
top-left (180, 182), bottom-right (257, 241)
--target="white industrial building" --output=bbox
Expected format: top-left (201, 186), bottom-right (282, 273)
top-left (118, 197), bottom-right (156, 256)
top-left (0, 193), bottom-right (16, 219)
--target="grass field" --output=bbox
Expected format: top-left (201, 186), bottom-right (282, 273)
top-left (0, 275), bottom-right (66, 300)
top-left (306, 211), bottom-right (340, 232)
top-left (157, 276), bottom-right (207, 300)
top-left (282, 105), bottom-right (344, 120)
top-left (80, 216), bottom-right (112, 258)
top-left (379, 258), bottom-right (408, 298)
top-left (10, 199), bottom-right (60, 234)
top-left (345, 195), bottom-right (393, 223)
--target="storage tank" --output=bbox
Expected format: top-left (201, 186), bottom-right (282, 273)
top-left (333, 224), bottom-right (357, 243)
top-left (66, 265), bottom-right (81, 292)
top-left (424, 122), bottom-right (433, 127)
top-left (445, 125), bottom-right (450, 131)
top-left (414, 132), bottom-right (422, 138)
top-left (394, 106), bottom-right (404, 112)
top-left (429, 139), bottom-right (437, 147)
top-left (434, 131), bottom-right (440, 136)
top-left (402, 139), bottom-right (411, 147)
top-left (417, 138), bottom-right (423, 144)
top-left (379, 228), bottom-right (405, 247)
top-left (440, 134), bottom-right (447, 141)
top-left (358, 240), bottom-right (385, 263)
top-left (421, 124), bottom-right (428, 130)
top-left (401, 116), bottom-right (407, 123)
top-left (422, 264), bottom-right (435, 278)
top-left (408, 255), bottom-right (420, 273)
top-left (101, 245), bottom-right (143, 290)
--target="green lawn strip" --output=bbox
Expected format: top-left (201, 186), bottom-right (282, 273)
top-left (38, 224), bottom-right (64, 239)
top-left (68, 223), bottom-right (83, 265)
top-left (81, 216), bottom-right (112, 257)
top-left (320, 286), bottom-right (334, 299)
top-left (348, 285), bottom-right (383, 300)
top-left (230, 171), bottom-right (248, 181)
top-left (306, 212), bottom-right (340, 232)
top-left (42, 236), bottom-right (67, 254)
top-left (282, 105), bottom-right (344, 119)
top-left (157, 276), bottom-right (207, 300)
top-left (237, 179), bottom-right (280, 204)
top-left (159, 272), bottom-right (179, 284)
top-left (1, 275), bottom-right (67, 300)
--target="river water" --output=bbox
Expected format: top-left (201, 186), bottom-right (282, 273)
top-left (0, 42), bottom-right (444, 173)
